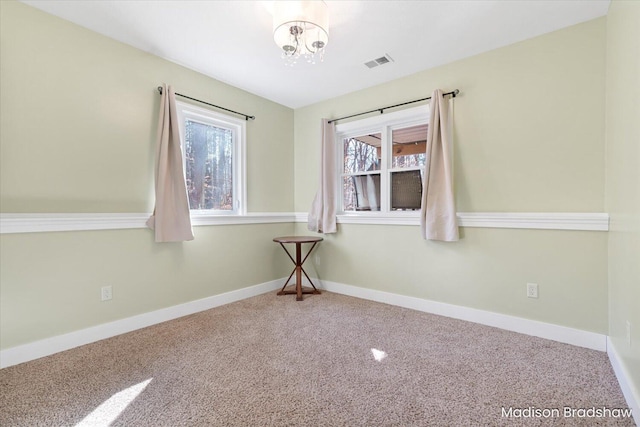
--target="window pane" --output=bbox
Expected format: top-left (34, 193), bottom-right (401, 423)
top-left (343, 134), bottom-right (381, 174)
top-left (391, 170), bottom-right (423, 211)
top-left (184, 120), bottom-right (233, 210)
top-left (343, 174), bottom-right (381, 211)
top-left (391, 124), bottom-right (427, 169)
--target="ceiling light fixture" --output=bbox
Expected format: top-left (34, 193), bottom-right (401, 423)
top-left (273, 1), bottom-right (329, 66)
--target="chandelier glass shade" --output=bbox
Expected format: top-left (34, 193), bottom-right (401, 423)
top-left (273, 1), bottom-right (329, 66)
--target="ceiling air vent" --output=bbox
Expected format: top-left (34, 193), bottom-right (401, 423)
top-left (364, 54), bottom-right (394, 69)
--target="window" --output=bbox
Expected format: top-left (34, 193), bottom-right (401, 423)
top-left (337, 105), bottom-right (429, 214)
top-left (176, 101), bottom-right (246, 215)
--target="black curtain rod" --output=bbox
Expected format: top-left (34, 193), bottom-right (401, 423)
top-left (328, 89), bottom-right (459, 124)
top-left (157, 86), bottom-right (255, 121)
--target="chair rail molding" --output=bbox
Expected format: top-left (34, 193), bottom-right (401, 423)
top-left (0, 212), bottom-right (298, 234)
top-left (0, 212), bottom-right (608, 234)
top-left (302, 212), bottom-right (609, 231)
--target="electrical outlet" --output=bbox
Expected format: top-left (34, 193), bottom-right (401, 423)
top-left (101, 285), bottom-right (112, 301)
top-left (526, 283), bottom-right (538, 299)
top-left (626, 321), bottom-right (631, 347)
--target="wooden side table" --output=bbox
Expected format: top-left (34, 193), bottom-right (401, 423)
top-left (273, 236), bottom-right (323, 301)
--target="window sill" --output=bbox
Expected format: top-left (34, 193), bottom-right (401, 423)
top-left (337, 211), bottom-right (421, 226)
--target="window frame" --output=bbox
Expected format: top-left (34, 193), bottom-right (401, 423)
top-left (335, 105), bottom-right (429, 216)
top-left (175, 100), bottom-right (247, 216)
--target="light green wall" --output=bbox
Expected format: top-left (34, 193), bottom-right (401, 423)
top-left (0, 1), bottom-right (294, 350)
top-left (294, 18), bottom-right (609, 334)
top-left (605, 0), bottom-right (640, 400)
top-left (296, 223), bottom-right (608, 333)
top-left (0, 0), bottom-right (294, 213)
top-left (295, 18), bottom-right (606, 213)
top-left (0, 224), bottom-right (292, 348)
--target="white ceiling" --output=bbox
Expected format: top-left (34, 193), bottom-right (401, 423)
top-left (21, 0), bottom-right (610, 109)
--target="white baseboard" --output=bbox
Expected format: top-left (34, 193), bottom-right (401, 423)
top-left (0, 279), bottom-right (282, 369)
top-left (0, 277), bottom-right (611, 368)
top-left (607, 338), bottom-right (640, 426)
top-left (318, 279), bottom-right (607, 351)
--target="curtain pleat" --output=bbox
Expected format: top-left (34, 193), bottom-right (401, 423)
top-left (146, 84), bottom-right (194, 242)
top-left (308, 119), bottom-right (337, 234)
top-left (420, 89), bottom-right (459, 241)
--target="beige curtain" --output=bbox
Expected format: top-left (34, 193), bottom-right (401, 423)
top-left (146, 84), bottom-right (194, 242)
top-left (308, 119), bottom-right (337, 233)
top-left (420, 89), bottom-right (459, 241)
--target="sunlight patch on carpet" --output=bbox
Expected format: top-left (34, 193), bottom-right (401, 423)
top-left (75, 378), bottom-right (152, 427)
top-left (371, 348), bottom-right (387, 362)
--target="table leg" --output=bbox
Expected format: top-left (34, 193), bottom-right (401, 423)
top-left (276, 241), bottom-right (322, 301)
top-left (296, 243), bottom-right (303, 301)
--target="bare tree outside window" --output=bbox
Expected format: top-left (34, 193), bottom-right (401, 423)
top-left (392, 152), bottom-right (426, 169)
top-left (342, 135), bottom-right (380, 211)
top-left (343, 137), bottom-right (379, 174)
top-left (184, 120), bottom-right (233, 210)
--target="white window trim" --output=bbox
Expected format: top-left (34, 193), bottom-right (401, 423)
top-left (175, 101), bottom-right (247, 216)
top-left (336, 105), bottom-right (429, 216)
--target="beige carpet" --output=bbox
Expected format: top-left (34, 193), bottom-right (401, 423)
top-left (0, 291), bottom-right (634, 426)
